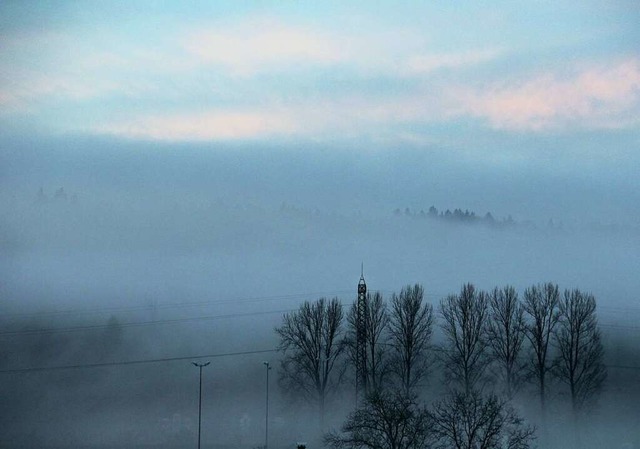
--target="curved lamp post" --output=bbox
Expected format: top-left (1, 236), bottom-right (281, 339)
top-left (263, 361), bottom-right (272, 449)
top-left (192, 361), bottom-right (210, 449)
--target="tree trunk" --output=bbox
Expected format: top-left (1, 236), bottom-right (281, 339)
top-left (319, 393), bottom-right (325, 431)
top-left (571, 393), bottom-right (581, 449)
top-left (539, 374), bottom-right (549, 448)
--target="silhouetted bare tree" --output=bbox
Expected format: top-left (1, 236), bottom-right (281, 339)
top-left (553, 289), bottom-right (606, 414)
top-left (522, 282), bottom-right (560, 410)
top-left (276, 297), bottom-right (347, 429)
top-left (431, 390), bottom-right (535, 449)
top-left (487, 286), bottom-right (526, 398)
top-left (388, 284), bottom-right (434, 396)
top-left (439, 283), bottom-right (490, 395)
top-left (347, 291), bottom-right (390, 394)
top-left (325, 390), bottom-right (432, 449)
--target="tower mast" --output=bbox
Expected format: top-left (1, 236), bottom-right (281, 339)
top-left (356, 263), bottom-right (368, 403)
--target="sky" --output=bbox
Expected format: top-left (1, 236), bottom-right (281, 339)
top-left (1, 1), bottom-right (639, 224)
top-left (1, 1), bottom-right (639, 145)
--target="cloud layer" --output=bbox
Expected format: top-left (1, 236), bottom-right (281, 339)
top-left (1, 7), bottom-right (639, 144)
top-left (455, 60), bottom-right (640, 131)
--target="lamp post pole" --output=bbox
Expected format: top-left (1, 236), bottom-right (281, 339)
top-left (263, 361), bottom-right (272, 449)
top-left (192, 361), bottom-right (210, 449)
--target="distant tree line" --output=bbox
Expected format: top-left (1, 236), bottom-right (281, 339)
top-left (394, 205), bottom-right (522, 228)
top-left (275, 282), bottom-right (606, 449)
top-left (35, 186), bottom-right (78, 204)
top-left (277, 201), bottom-right (568, 231)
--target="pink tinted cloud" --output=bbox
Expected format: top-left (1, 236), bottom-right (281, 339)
top-left (96, 111), bottom-right (298, 141)
top-left (453, 59), bottom-right (640, 130)
top-left (92, 90), bottom-right (450, 142)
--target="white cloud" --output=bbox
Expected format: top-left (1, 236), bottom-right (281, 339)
top-left (0, 31), bottom-right (163, 113)
top-left (181, 18), bottom-right (345, 76)
top-left (90, 89), bottom-right (451, 143)
top-left (451, 58), bottom-right (640, 131)
top-left (179, 16), bottom-right (501, 78)
top-left (93, 56), bottom-right (640, 142)
top-left (0, 14), bottom-right (504, 120)
top-left (401, 48), bottom-right (503, 75)
top-left (94, 110), bottom-right (299, 141)
top-left (3, 14), bottom-right (638, 140)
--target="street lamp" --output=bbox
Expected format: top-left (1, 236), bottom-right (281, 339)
top-left (263, 361), bottom-right (272, 449)
top-left (192, 361), bottom-right (210, 449)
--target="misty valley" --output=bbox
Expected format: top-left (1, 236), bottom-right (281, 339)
top-left (1, 186), bottom-right (639, 449)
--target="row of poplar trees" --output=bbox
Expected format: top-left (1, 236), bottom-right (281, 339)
top-left (275, 282), bottom-right (607, 447)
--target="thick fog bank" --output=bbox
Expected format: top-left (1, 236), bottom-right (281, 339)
top-left (1, 138), bottom-right (639, 448)
top-left (1, 189), bottom-right (639, 316)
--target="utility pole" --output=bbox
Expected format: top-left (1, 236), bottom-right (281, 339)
top-left (192, 361), bottom-right (210, 449)
top-left (263, 361), bottom-right (272, 449)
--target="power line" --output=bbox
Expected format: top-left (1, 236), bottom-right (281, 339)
top-left (1, 346), bottom-right (638, 375)
top-left (0, 288), bottom-right (465, 323)
top-left (0, 290), bottom-right (456, 337)
top-left (0, 290), bottom-right (354, 320)
top-left (0, 348), bottom-right (279, 374)
top-left (599, 323), bottom-right (640, 332)
top-left (0, 309), bottom-right (297, 337)
top-left (606, 364), bottom-right (640, 371)
top-left (2, 304), bottom-right (640, 338)
top-left (2, 286), bottom-right (639, 322)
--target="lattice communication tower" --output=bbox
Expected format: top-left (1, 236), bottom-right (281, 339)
top-left (356, 265), bottom-right (368, 402)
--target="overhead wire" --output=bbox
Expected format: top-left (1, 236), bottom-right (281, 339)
top-left (0, 308), bottom-right (297, 337)
top-left (0, 289), bottom-right (355, 319)
top-left (1, 345), bottom-right (638, 375)
top-left (0, 348), bottom-right (279, 374)
top-left (2, 292), bottom-right (640, 337)
top-left (2, 285), bottom-right (638, 321)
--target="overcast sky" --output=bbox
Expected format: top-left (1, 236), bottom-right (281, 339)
top-left (1, 1), bottom-right (640, 224)
top-left (1, 1), bottom-right (638, 139)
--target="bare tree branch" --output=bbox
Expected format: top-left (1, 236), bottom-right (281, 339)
top-left (276, 297), bottom-right (347, 429)
top-left (325, 390), bottom-right (432, 449)
top-left (553, 289), bottom-right (607, 414)
top-left (431, 391), bottom-right (535, 449)
top-left (388, 284), bottom-right (434, 396)
top-left (487, 286), bottom-right (526, 398)
top-left (522, 282), bottom-right (560, 411)
top-left (439, 283), bottom-right (490, 395)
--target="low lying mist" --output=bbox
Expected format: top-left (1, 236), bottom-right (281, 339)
top-left (1, 137), bottom-right (639, 448)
